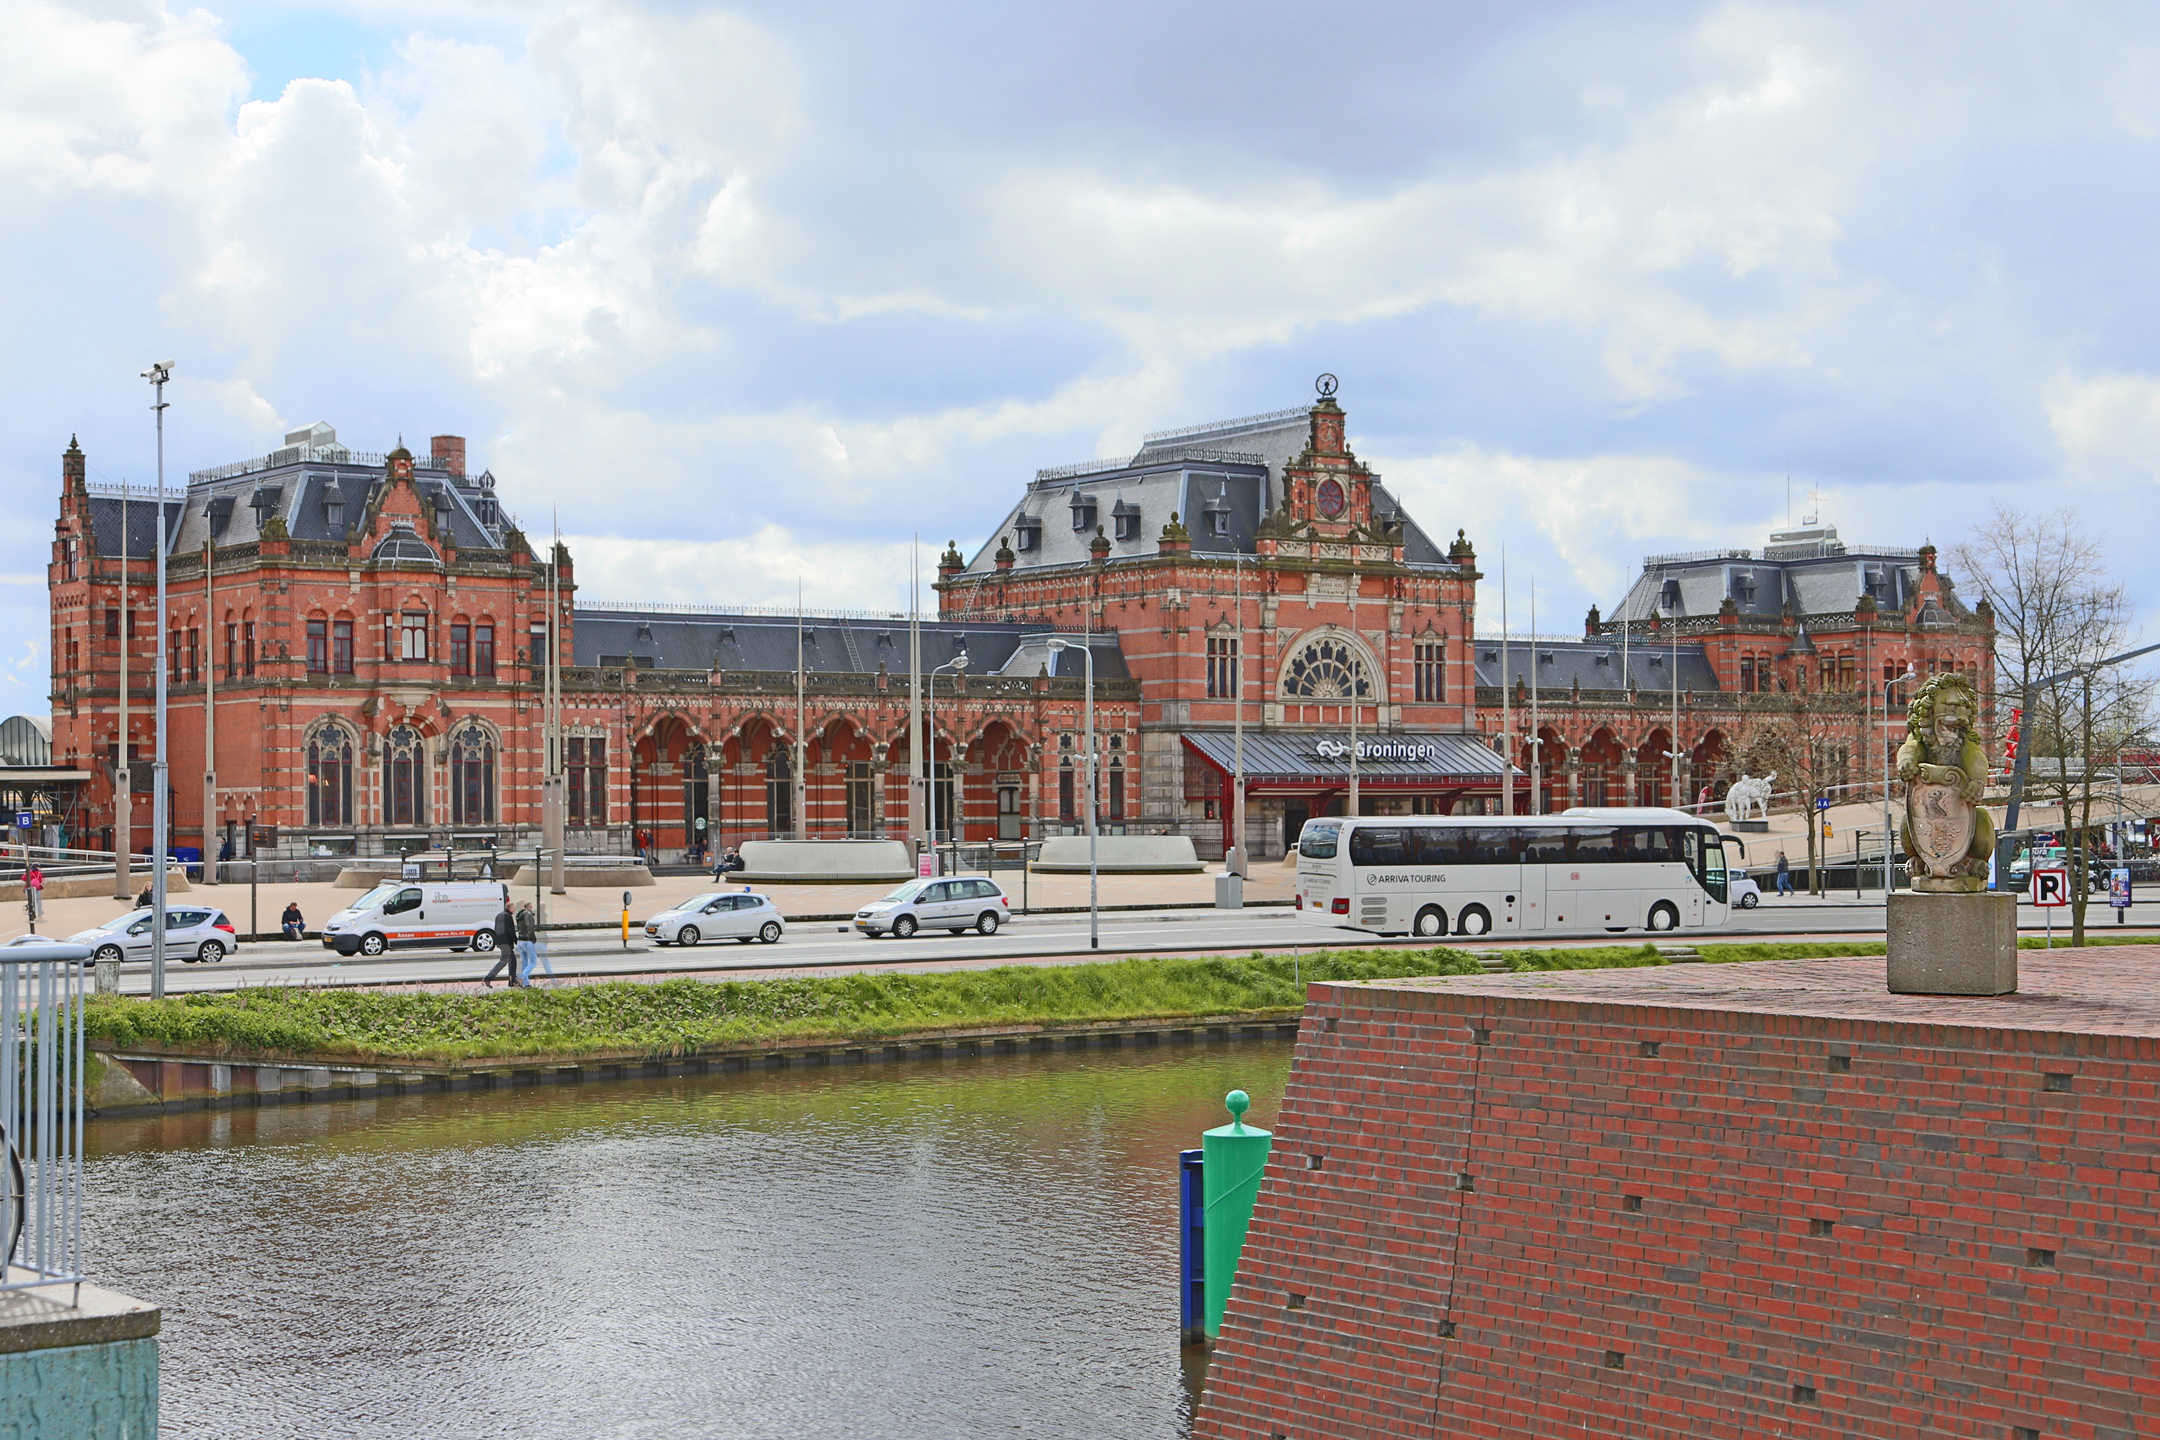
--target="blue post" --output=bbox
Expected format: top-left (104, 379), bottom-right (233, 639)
top-left (1178, 1149), bottom-right (1205, 1344)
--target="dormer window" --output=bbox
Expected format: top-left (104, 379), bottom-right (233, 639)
top-left (1015, 515), bottom-right (1041, 553)
top-left (323, 496), bottom-right (344, 532)
top-left (1732, 568), bottom-right (1756, 602)
top-left (1112, 498), bottom-right (1142, 542)
top-left (1659, 578), bottom-right (1682, 612)
top-left (1069, 492), bottom-right (1097, 532)
top-left (1202, 488), bottom-right (1232, 536)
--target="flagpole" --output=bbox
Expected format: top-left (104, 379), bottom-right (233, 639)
top-left (909, 537), bottom-right (923, 865)
top-left (795, 578), bottom-right (808, 839)
top-left (1499, 548), bottom-right (1512, 818)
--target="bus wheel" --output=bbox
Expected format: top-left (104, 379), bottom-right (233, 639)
top-left (1648, 901), bottom-right (1679, 931)
top-left (1455, 906), bottom-right (1491, 937)
top-left (1413, 906), bottom-right (1449, 939)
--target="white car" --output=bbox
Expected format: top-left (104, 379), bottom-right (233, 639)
top-left (1729, 871), bottom-right (1762, 909)
top-left (855, 877), bottom-right (1012, 938)
top-left (644, 890), bottom-right (785, 946)
top-left (67, 907), bottom-right (242, 965)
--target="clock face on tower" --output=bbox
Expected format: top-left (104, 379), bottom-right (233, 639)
top-left (1316, 478), bottom-right (1346, 518)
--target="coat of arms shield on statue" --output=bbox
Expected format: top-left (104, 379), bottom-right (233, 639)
top-left (1908, 781), bottom-right (1974, 879)
top-left (1895, 673), bottom-right (1995, 893)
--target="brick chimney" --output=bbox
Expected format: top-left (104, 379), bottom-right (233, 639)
top-left (430, 435), bottom-right (467, 476)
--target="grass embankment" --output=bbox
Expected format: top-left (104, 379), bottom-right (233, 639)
top-left (84, 936), bottom-right (2152, 1066)
top-left (83, 950), bottom-right (1482, 1066)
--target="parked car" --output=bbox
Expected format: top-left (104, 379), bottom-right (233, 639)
top-left (855, 877), bottom-right (1012, 938)
top-left (67, 907), bottom-right (240, 965)
top-left (1728, 871), bottom-right (1762, 910)
top-left (645, 890), bottom-right (785, 946)
top-left (320, 881), bottom-right (507, 957)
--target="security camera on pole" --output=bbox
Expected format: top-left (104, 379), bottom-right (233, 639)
top-left (141, 359), bottom-right (174, 1000)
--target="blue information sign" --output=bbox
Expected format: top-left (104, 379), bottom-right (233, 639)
top-left (12, 813), bottom-right (30, 830)
top-left (1815, 796), bottom-right (1832, 811)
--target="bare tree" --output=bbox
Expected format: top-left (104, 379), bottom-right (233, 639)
top-left (1953, 506), bottom-right (2153, 943)
top-left (1739, 686), bottom-right (1859, 897)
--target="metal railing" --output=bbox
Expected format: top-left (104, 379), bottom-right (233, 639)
top-left (1, 948), bottom-right (87, 1295)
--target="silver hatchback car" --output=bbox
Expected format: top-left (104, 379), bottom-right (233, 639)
top-left (67, 907), bottom-right (242, 964)
top-left (855, 877), bottom-right (1012, 938)
top-left (644, 890), bottom-right (786, 946)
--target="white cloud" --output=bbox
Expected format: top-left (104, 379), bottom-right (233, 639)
top-left (5, 0), bottom-right (2160, 722)
top-left (565, 527), bottom-right (918, 614)
top-left (2047, 372), bottom-right (2160, 484)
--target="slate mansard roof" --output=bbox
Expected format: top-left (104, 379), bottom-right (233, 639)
top-left (1611, 523), bottom-right (1933, 624)
top-left (960, 404), bottom-right (1454, 577)
top-left (1473, 637), bottom-right (1721, 695)
top-left (82, 429), bottom-right (511, 559)
top-left (572, 608), bottom-right (1130, 680)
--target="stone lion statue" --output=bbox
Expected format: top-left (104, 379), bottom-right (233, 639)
top-left (1896, 672), bottom-right (1994, 891)
top-left (1724, 773), bottom-right (1776, 824)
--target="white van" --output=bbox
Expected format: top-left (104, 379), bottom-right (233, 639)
top-left (322, 882), bottom-right (509, 957)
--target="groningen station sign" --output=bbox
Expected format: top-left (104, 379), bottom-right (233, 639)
top-left (1180, 730), bottom-right (1508, 787)
top-left (1313, 737), bottom-right (1450, 764)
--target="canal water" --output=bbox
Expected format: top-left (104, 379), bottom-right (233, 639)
top-left (84, 1042), bottom-right (1292, 1439)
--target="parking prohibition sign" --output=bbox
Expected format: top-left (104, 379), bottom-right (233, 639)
top-left (2030, 867), bottom-right (2072, 908)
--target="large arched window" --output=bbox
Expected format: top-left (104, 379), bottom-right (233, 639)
top-left (450, 723), bottom-right (494, 825)
top-left (306, 724), bottom-right (355, 827)
top-left (1281, 635), bottom-right (1370, 700)
top-left (384, 726), bottom-right (425, 827)
top-left (765, 745), bottom-right (792, 836)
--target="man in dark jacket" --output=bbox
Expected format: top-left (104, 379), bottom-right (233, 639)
top-left (482, 893), bottom-right (523, 987)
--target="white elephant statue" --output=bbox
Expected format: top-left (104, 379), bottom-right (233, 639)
top-left (1724, 772), bottom-right (1776, 825)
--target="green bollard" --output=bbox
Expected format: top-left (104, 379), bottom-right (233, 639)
top-left (1202, 1088), bottom-right (1273, 1339)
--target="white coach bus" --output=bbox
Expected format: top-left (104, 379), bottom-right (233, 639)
top-left (1293, 807), bottom-right (1733, 939)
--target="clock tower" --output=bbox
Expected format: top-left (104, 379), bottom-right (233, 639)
top-left (1272, 376), bottom-right (1381, 540)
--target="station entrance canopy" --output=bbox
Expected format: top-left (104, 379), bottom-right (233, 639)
top-left (1180, 732), bottom-right (1511, 794)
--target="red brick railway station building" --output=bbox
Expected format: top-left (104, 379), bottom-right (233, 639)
top-left (42, 392), bottom-right (1993, 866)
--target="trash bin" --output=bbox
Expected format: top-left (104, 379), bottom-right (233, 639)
top-left (1214, 870), bottom-right (1244, 909)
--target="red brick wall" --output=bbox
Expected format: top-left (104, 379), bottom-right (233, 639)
top-left (1198, 955), bottom-right (2160, 1439)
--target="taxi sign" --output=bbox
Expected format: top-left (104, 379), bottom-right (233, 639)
top-left (2030, 867), bottom-right (2072, 908)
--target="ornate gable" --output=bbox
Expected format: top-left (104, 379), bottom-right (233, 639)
top-left (1277, 394), bottom-right (1376, 538)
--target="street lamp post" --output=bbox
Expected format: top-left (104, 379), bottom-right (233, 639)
top-left (1229, 551), bottom-right (1246, 878)
top-left (141, 360), bottom-right (173, 1000)
top-left (927, 654), bottom-right (967, 873)
top-left (1883, 664), bottom-right (1916, 892)
top-left (1046, 638), bottom-right (1098, 950)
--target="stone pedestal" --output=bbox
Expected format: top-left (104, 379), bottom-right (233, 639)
top-left (1886, 890), bottom-right (2017, 995)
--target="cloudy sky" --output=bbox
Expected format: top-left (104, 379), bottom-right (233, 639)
top-left (5, 0), bottom-right (2159, 717)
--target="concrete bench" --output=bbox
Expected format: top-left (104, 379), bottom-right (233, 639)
top-left (734, 839), bottom-right (917, 884)
top-left (1030, 835), bottom-right (1204, 873)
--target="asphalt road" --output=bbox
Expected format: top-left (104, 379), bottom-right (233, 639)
top-left (102, 895), bottom-right (2160, 996)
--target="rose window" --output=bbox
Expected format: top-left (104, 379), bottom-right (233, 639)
top-left (1283, 637), bottom-right (1370, 699)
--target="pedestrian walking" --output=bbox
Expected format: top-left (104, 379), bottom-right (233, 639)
top-left (514, 902), bottom-right (550, 985)
top-left (281, 902), bottom-right (306, 941)
top-left (24, 863), bottom-right (44, 926)
top-left (135, 886), bottom-right (153, 909)
top-left (1775, 849), bottom-right (1793, 897)
top-left (482, 892), bottom-right (522, 987)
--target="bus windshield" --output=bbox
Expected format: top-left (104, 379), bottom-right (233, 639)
top-left (1685, 830), bottom-right (1728, 903)
top-left (1298, 821), bottom-right (1341, 860)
